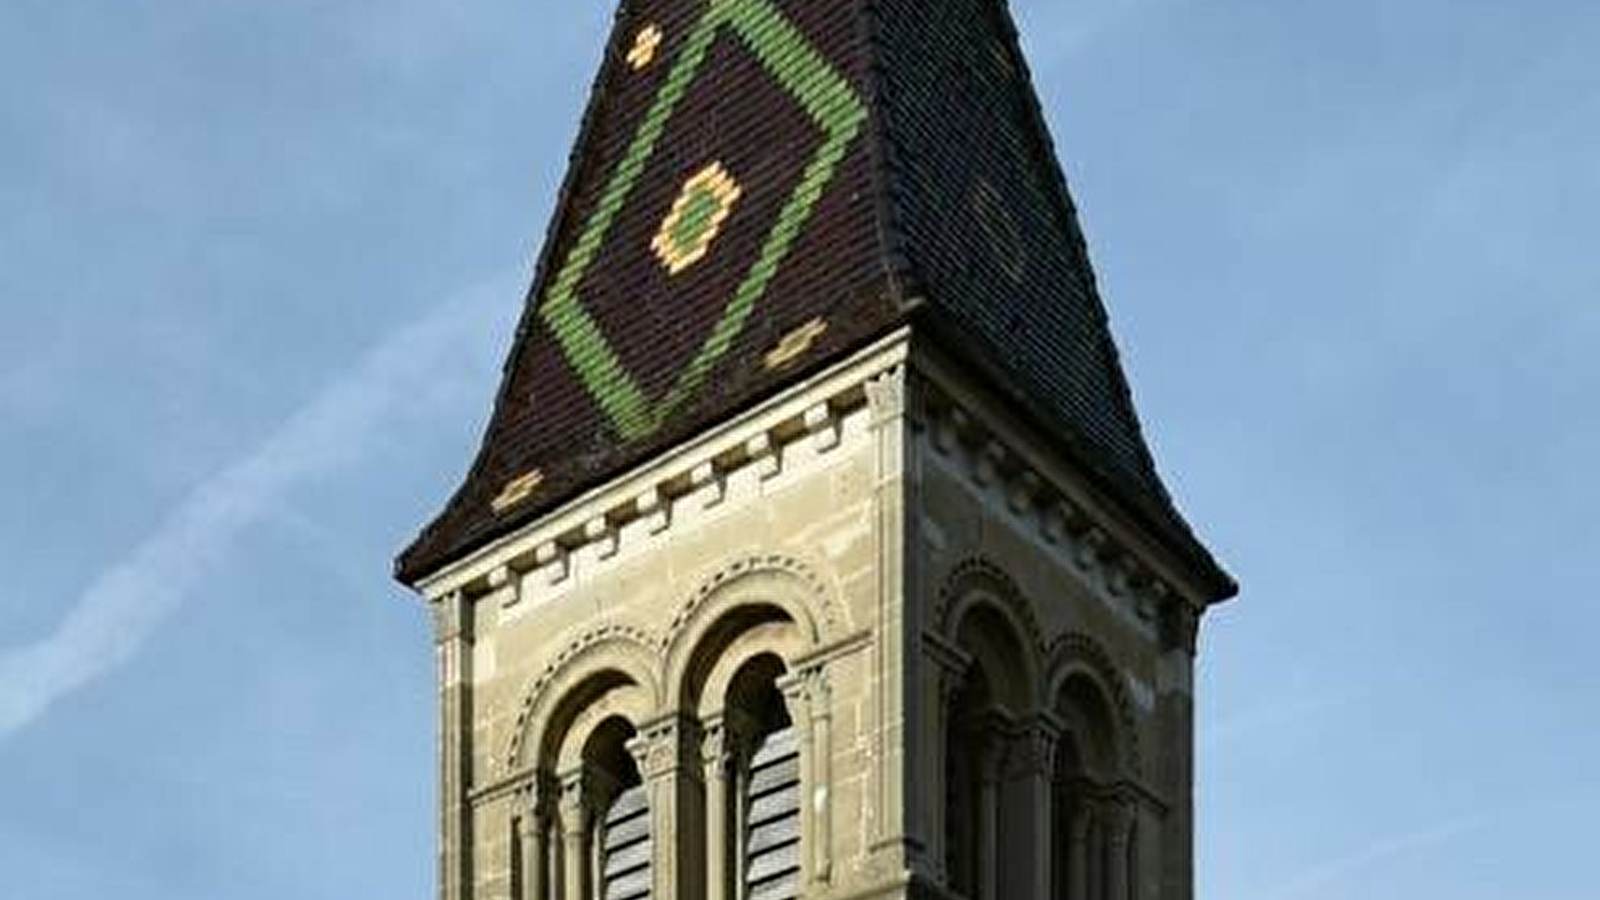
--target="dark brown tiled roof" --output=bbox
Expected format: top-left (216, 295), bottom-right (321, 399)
top-left (396, 0), bottom-right (1235, 600)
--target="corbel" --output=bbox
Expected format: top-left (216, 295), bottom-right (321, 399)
top-left (535, 541), bottom-right (570, 587)
top-left (489, 564), bottom-right (522, 609)
top-left (745, 432), bottom-right (781, 481)
top-left (1007, 470), bottom-right (1041, 515)
top-left (973, 439), bottom-right (1006, 488)
top-left (804, 402), bottom-right (841, 453)
top-left (934, 406), bottom-right (968, 456)
top-left (635, 486), bottom-right (671, 535)
top-left (689, 460), bottom-right (725, 508)
top-left (1074, 527), bottom-right (1109, 574)
top-left (584, 517), bottom-right (617, 560)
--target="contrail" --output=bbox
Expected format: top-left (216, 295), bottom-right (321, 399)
top-left (1256, 813), bottom-right (1491, 900)
top-left (1201, 689), bottom-right (1359, 752)
top-left (0, 278), bottom-right (514, 740)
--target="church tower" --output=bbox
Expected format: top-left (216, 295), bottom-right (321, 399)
top-left (396, 2), bottom-right (1237, 900)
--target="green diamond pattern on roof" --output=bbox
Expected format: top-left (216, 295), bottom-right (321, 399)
top-left (398, 0), bottom-right (1235, 602)
top-left (538, 0), bottom-right (867, 442)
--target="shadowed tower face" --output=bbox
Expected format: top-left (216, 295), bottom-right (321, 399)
top-left (397, 2), bottom-right (1236, 900)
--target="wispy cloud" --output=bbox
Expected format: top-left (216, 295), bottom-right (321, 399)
top-left (0, 278), bottom-right (513, 741)
top-left (1201, 689), bottom-right (1359, 752)
top-left (1255, 813), bottom-right (1492, 900)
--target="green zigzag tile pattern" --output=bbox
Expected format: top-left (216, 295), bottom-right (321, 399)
top-left (539, 0), bottom-right (868, 441)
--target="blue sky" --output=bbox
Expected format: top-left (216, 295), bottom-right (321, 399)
top-left (2, 1), bottom-right (1596, 898)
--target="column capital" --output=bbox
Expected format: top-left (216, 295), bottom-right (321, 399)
top-left (627, 715), bottom-right (698, 782)
top-left (430, 591), bottom-right (472, 645)
top-left (1005, 714), bottom-right (1064, 778)
top-left (517, 772), bottom-right (560, 823)
top-left (865, 365), bottom-right (907, 426)
top-left (699, 716), bottom-right (732, 768)
top-left (1098, 797), bottom-right (1138, 848)
top-left (777, 664), bottom-right (832, 720)
top-left (556, 769), bottom-right (590, 837)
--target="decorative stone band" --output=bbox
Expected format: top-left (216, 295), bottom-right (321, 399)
top-left (419, 334), bottom-right (1205, 663)
top-left (910, 369), bottom-right (1206, 648)
top-left (413, 331), bottom-right (910, 605)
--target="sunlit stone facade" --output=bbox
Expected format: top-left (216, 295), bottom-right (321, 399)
top-left (409, 335), bottom-right (1224, 900)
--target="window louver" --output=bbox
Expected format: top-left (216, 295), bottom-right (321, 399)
top-left (602, 784), bottom-right (652, 900)
top-left (744, 727), bottom-right (802, 900)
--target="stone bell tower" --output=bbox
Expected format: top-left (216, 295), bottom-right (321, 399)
top-left (395, 1), bottom-right (1236, 900)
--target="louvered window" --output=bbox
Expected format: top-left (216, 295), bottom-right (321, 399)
top-left (744, 727), bottom-right (802, 900)
top-left (601, 784), bottom-right (652, 900)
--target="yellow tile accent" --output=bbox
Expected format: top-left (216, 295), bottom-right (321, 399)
top-left (764, 318), bottom-right (830, 370)
top-left (652, 162), bottom-right (744, 276)
top-left (627, 24), bottom-right (664, 71)
top-left (491, 470), bottom-right (545, 513)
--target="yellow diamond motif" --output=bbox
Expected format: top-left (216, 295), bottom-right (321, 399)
top-left (764, 317), bottom-right (829, 370)
top-left (627, 24), bottom-right (663, 71)
top-left (491, 470), bottom-right (545, 513)
top-left (652, 162), bottom-right (743, 276)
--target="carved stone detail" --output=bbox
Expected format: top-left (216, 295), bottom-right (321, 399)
top-left (1045, 633), bottom-right (1146, 779)
top-left (431, 591), bottom-right (471, 645)
top-left (865, 365), bottom-right (907, 425)
top-left (628, 715), bottom-right (698, 781)
top-left (663, 553), bottom-right (841, 654)
top-left (636, 487), bottom-right (671, 535)
top-left (932, 557), bottom-right (1047, 659)
top-left (916, 379), bottom-right (1194, 636)
top-left (504, 623), bottom-right (662, 771)
top-left (805, 402), bottom-right (842, 452)
top-left (746, 433), bottom-right (781, 480)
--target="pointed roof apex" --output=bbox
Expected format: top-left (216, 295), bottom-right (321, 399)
top-left (397, 0), bottom-right (1234, 601)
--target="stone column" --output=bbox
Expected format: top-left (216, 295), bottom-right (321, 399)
top-left (1066, 805), bottom-right (1092, 900)
top-left (977, 736), bottom-right (1004, 900)
top-left (557, 771), bottom-right (591, 900)
top-left (516, 781), bottom-right (552, 900)
top-left (700, 719), bottom-right (733, 900)
top-left (629, 717), bottom-right (702, 900)
top-left (1106, 802), bottom-right (1137, 900)
top-left (921, 639), bottom-right (972, 886)
top-left (433, 592), bottom-right (474, 900)
top-left (866, 366), bottom-right (908, 858)
top-left (721, 709), bottom-right (759, 900)
top-left (732, 751), bottom-right (750, 900)
top-left (1014, 718), bottom-right (1061, 900)
top-left (781, 666), bottom-right (835, 887)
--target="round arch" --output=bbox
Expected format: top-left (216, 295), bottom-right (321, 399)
top-left (554, 682), bottom-right (656, 775)
top-left (696, 620), bottom-right (807, 721)
top-left (939, 558), bottom-right (1045, 715)
top-left (664, 555), bottom-right (837, 713)
top-left (1045, 633), bottom-right (1142, 778)
top-left (505, 623), bottom-right (664, 773)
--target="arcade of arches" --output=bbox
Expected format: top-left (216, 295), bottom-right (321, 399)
top-left (500, 570), bottom-right (1152, 900)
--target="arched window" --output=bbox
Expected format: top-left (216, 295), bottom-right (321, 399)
top-left (566, 717), bottom-right (650, 900)
top-left (942, 603), bottom-right (1038, 900)
top-left (719, 654), bottom-right (801, 900)
top-left (944, 667), bottom-right (994, 897)
top-left (744, 724), bottom-right (801, 900)
top-left (1052, 674), bottom-right (1133, 900)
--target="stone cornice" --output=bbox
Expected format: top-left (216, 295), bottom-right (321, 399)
top-left (908, 359), bottom-right (1207, 642)
top-left (413, 330), bottom-right (912, 604)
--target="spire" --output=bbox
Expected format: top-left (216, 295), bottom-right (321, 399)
top-left (397, 0), bottom-right (1233, 599)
